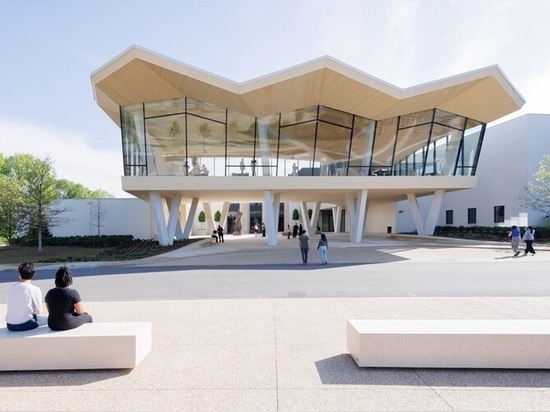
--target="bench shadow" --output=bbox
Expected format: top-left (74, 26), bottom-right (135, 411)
top-left (315, 354), bottom-right (550, 388)
top-left (0, 368), bottom-right (131, 387)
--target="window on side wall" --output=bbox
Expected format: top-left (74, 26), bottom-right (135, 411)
top-left (468, 208), bottom-right (477, 224)
top-left (494, 205), bottom-right (505, 224)
top-left (446, 210), bottom-right (453, 225)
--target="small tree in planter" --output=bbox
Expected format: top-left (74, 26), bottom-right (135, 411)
top-left (292, 209), bottom-right (299, 222)
top-left (198, 211), bottom-right (206, 231)
top-left (214, 210), bottom-right (221, 225)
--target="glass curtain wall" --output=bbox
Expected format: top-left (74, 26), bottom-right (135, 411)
top-left (120, 98), bottom-right (485, 178)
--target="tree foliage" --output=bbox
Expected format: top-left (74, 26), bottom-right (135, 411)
top-left (0, 175), bottom-right (25, 243)
top-left (292, 209), bottom-right (300, 221)
top-left (0, 152), bottom-right (115, 245)
top-left (522, 154), bottom-right (550, 219)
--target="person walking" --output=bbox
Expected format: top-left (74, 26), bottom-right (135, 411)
top-left (508, 225), bottom-right (521, 256)
top-left (317, 233), bottom-right (329, 264)
top-left (298, 230), bottom-right (310, 264)
top-left (287, 225), bottom-right (291, 239)
top-left (522, 226), bottom-right (536, 255)
top-left (217, 225), bottom-right (224, 243)
top-left (292, 223), bottom-right (298, 239)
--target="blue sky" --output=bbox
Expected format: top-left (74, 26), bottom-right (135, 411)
top-left (1, 0), bottom-right (549, 198)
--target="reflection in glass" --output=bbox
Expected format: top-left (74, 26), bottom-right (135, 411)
top-left (120, 97), bottom-right (486, 178)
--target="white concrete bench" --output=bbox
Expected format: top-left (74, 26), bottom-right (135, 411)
top-left (0, 322), bottom-right (151, 371)
top-left (347, 319), bottom-right (550, 369)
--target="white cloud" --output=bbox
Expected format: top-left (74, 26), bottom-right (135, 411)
top-left (0, 117), bottom-right (130, 198)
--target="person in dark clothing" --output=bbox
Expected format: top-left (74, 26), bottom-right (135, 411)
top-left (217, 225), bottom-right (224, 243)
top-left (292, 223), bottom-right (298, 239)
top-left (45, 266), bottom-right (93, 331)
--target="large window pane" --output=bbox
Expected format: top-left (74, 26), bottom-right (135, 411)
top-left (279, 121), bottom-right (316, 175)
top-left (186, 115), bottom-right (225, 176)
top-left (348, 116), bottom-right (375, 176)
top-left (399, 109), bottom-right (433, 129)
top-left (371, 117), bottom-right (398, 174)
top-left (121, 104), bottom-right (147, 176)
top-left (145, 114), bottom-right (186, 175)
top-left (318, 106), bottom-right (353, 128)
top-left (144, 98), bottom-right (185, 118)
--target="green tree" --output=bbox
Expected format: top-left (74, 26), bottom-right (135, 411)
top-left (214, 210), bottom-right (221, 223)
top-left (4, 154), bottom-right (66, 251)
top-left (308, 208), bottom-right (313, 219)
top-left (523, 154), bottom-right (550, 219)
top-left (292, 209), bottom-right (300, 221)
top-left (198, 211), bottom-right (206, 227)
top-left (55, 179), bottom-right (114, 199)
top-left (0, 176), bottom-right (25, 244)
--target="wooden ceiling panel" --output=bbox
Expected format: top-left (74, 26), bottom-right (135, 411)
top-left (92, 46), bottom-right (525, 128)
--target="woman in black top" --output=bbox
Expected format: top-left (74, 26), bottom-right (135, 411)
top-left (45, 265), bottom-right (93, 331)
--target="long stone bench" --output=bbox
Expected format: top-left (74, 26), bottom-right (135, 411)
top-left (347, 319), bottom-right (550, 369)
top-left (0, 322), bottom-right (151, 371)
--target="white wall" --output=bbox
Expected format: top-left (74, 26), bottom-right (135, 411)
top-left (51, 198), bottom-right (154, 239)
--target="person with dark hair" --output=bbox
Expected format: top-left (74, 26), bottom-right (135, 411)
top-left (45, 265), bottom-right (93, 331)
top-left (508, 225), bottom-right (521, 257)
top-left (317, 233), bottom-right (329, 265)
top-left (5, 262), bottom-right (47, 331)
top-left (217, 225), bottom-right (224, 243)
top-left (522, 226), bottom-right (536, 255)
top-left (298, 230), bottom-right (310, 264)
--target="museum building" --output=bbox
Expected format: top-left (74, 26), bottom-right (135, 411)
top-left (91, 45), bottom-right (524, 245)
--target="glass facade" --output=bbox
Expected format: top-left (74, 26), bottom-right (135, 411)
top-left (120, 97), bottom-right (486, 178)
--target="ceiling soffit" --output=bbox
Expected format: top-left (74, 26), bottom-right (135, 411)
top-left (91, 46), bottom-right (525, 127)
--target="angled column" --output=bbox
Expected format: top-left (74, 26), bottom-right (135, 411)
top-left (345, 190), bottom-right (368, 243)
top-left (263, 190), bottom-right (280, 246)
top-left (182, 198), bottom-right (199, 239)
top-left (332, 206), bottom-right (341, 233)
top-left (150, 191), bottom-right (182, 246)
top-left (407, 190), bottom-right (445, 236)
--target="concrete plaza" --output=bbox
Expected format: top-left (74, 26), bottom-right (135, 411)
top-left (1, 233), bottom-right (550, 411)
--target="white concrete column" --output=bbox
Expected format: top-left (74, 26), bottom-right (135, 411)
top-left (150, 191), bottom-right (169, 245)
top-left (332, 206), bottom-right (341, 233)
top-left (182, 198), bottom-right (199, 239)
top-left (299, 201), bottom-right (311, 235)
top-left (425, 190), bottom-right (445, 235)
top-left (407, 190), bottom-right (445, 236)
top-left (203, 202), bottom-right (215, 233)
top-left (354, 190), bottom-right (368, 243)
top-left (263, 190), bottom-right (280, 246)
top-left (310, 202), bottom-right (321, 234)
top-left (165, 194), bottom-right (183, 242)
top-left (220, 202), bottom-right (230, 230)
top-left (346, 190), bottom-right (368, 243)
top-left (345, 193), bottom-right (356, 241)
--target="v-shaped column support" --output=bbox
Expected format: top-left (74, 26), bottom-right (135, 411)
top-left (407, 190), bottom-right (445, 236)
top-left (150, 191), bottom-right (183, 246)
top-left (264, 190), bottom-right (281, 246)
top-left (345, 190), bottom-right (368, 243)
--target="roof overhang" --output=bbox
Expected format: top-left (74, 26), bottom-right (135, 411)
top-left (121, 175), bottom-right (477, 205)
top-left (91, 45), bottom-right (525, 126)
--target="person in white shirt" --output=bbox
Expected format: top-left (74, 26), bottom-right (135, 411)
top-left (5, 262), bottom-right (47, 331)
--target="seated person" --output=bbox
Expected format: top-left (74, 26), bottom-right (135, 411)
top-left (45, 266), bottom-right (93, 331)
top-left (200, 165), bottom-right (209, 175)
top-left (211, 230), bottom-right (219, 243)
top-left (5, 262), bottom-right (47, 331)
